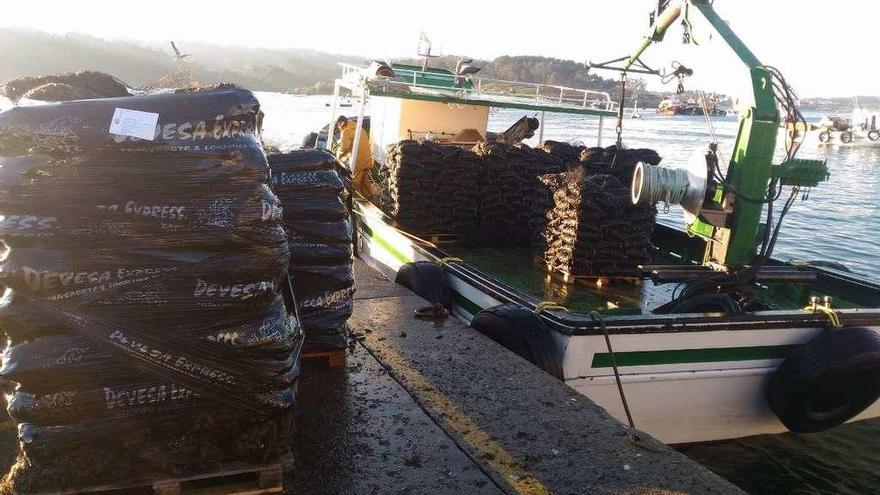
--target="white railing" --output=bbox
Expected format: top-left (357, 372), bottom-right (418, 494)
top-left (471, 75), bottom-right (614, 112)
top-left (338, 63), bottom-right (615, 113)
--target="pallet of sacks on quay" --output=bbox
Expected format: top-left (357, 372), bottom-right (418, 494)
top-left (268, 150), bottom-right (355, 358)
top-left (377, 139), bottom-right (661, 277)
top-left (0, 86), bottom-right (301, 494)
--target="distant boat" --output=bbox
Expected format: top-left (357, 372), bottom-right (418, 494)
top-left (326, 97), bottom-right (353, 108)
top-left (658, 97), bottom-right (726, 116)
top-left (816, 100), bottom-right (880, 145)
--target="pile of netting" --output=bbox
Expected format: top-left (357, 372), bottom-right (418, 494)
top-left (532, 147), bottom-right (660, 277)
top-left (0, 87), bottom-right (300, 493)
top-left (269, 150), bottom-right (354, 350)
top-left (539, 141), bottom-right (662, 185)
top-left (3, 71), bottom-right (130, 103)
top-left (468, 142), bottom-right (564, 247)
top-left (379, 140), bottom-right (480, 237)
top-left (378, 138), bottom-right (660, 277)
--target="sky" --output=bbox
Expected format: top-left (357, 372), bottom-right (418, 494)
top-left (1, 0), bottom-right (871, 97)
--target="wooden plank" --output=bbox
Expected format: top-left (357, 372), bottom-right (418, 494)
top-left (28, 457), bottom-right (291, 495)
top-left (302, 348), bottom-right (347, 368)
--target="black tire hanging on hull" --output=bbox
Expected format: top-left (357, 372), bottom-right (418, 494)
top-left (470, 304), bottom-right (565, 380)
top-left (395, 261), bottom-right (451, 310)
top-left (767, 327), bottom-right (880, 433)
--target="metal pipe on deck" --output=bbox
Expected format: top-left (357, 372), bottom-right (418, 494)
top-left (325, 80), bottom-right (341, 150)
top-left (349, 87), bottom-right (368, 173)
top-left (538, 111), bottom-right (545, 144)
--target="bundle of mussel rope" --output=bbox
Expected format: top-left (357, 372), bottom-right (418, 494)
top-left (539, 141), bottom-right (662, 183)
top-left (380, 140), bottom-right (480, 236)
top-left (468, 142), bottom-right (564, 247)
top-left (533, 147), bottom-right (659, 277)
top-left (380, 139), bottom-right (659, 276)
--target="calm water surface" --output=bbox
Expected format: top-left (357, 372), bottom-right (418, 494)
top-left (259, 93), bottom-right (879, 495)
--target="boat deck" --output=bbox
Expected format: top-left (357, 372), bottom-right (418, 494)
top-left (446, 244), bottom-right (867, 317)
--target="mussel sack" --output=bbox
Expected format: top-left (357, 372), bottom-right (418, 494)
top-left (269, 150), bottom-right (355, 349)
top-left (0, 86), bottom-right (301, 492)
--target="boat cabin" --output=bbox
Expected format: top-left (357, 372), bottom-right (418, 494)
top-left (325, 61), bottom-right (616, 165)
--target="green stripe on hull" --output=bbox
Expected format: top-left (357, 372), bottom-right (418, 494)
top-left (591, 345), bottom-right (798, 368)
top-left (452, 291), bottom-right (485, 317)
top-left (362, 222), bottom-right (413, 264)
top-left (362, 218), bottom-right (487, 318)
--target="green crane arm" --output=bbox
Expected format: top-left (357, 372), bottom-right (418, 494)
top-left (625, 0), bottom-right (781, 266)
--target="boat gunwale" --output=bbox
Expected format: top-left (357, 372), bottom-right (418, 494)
top-left (353, 198), bottom-right (880, 337)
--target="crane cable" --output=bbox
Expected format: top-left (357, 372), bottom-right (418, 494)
top-left (612, 72), bottom-right (628, 168)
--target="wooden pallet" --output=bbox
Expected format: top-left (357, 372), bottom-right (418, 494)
top-left (301, 347), bottom-right (347, 368)
top-left (31, 458), bottom-right (291, 495)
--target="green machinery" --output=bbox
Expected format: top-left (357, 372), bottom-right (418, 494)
top-left (602, 0), bottom-right (829, 271)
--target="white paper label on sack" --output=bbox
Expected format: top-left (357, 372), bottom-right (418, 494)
top-left (108, 108), bottom-right (159, 141)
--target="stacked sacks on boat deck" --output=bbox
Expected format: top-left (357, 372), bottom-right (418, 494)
top-left (380, 140), bottom-right (480, 236)
top-left (468, 142), bottom-right (564, 247)
top-left (538, 140), bottom-right (585, 167)
top-left (268, 150), bottom-right (354, 350)
top-left (532, 146), bottom-right (659, 277)
top-left (539, 141), bottom-right (662, 184)
top-left (0, 86), bottom-right (301, 493)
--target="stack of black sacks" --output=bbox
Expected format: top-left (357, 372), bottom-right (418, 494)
top-left (535, 143), bottom-right (660, 276)
top-left (379, 139), bottom-right (660, 277)
top-left (469, 142), bottom-right (564, 247)
top-left (380, 140), bottom-right (480, 236)
top-left (268, 150), bottom-right (354, 350)
top-left (0, 87), bottom-right (300, 493)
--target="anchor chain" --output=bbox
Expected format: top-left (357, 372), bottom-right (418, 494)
top-left (612, 72), bottom-right (627, 168)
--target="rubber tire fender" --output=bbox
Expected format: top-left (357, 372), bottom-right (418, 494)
top-left (767, 327), bottom-right (880, 433)
top-left (818, 131), bottom-right (831, 143)
top-left (869, 130), bottom-right (880, 141)
top-left (470, 304), bottom-right (565, 380)
top-left (840, 131), bottom-right (854, 143)
top-left (395, 261), bottom-right (451, 309)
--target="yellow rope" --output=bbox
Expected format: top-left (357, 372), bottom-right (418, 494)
top-left (804, 301), bottom-right (842, 328)
top-left (534, 301), bottom-right (567, 314)
top-left (437, 257), bottom-right (462, 267)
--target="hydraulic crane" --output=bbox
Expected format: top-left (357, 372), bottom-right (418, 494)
top-left (596, 1), bottom-right (829, 275)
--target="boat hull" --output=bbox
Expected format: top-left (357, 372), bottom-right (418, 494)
top-left (353, 198), bottom-right (880, 443)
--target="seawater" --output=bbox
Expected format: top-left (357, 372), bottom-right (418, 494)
top-left (257, 93), bottom-right (880, 495)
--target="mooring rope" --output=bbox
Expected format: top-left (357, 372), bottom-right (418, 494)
top-left (534, 301), bottom-right (568, 314)
top-left (589, 311), bottom-right (636, 429)
top-left (804, 298), bottom-right (842, 328)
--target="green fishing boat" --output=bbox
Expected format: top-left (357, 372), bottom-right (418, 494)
top-left (319, 0), bottom-right (880, 443)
